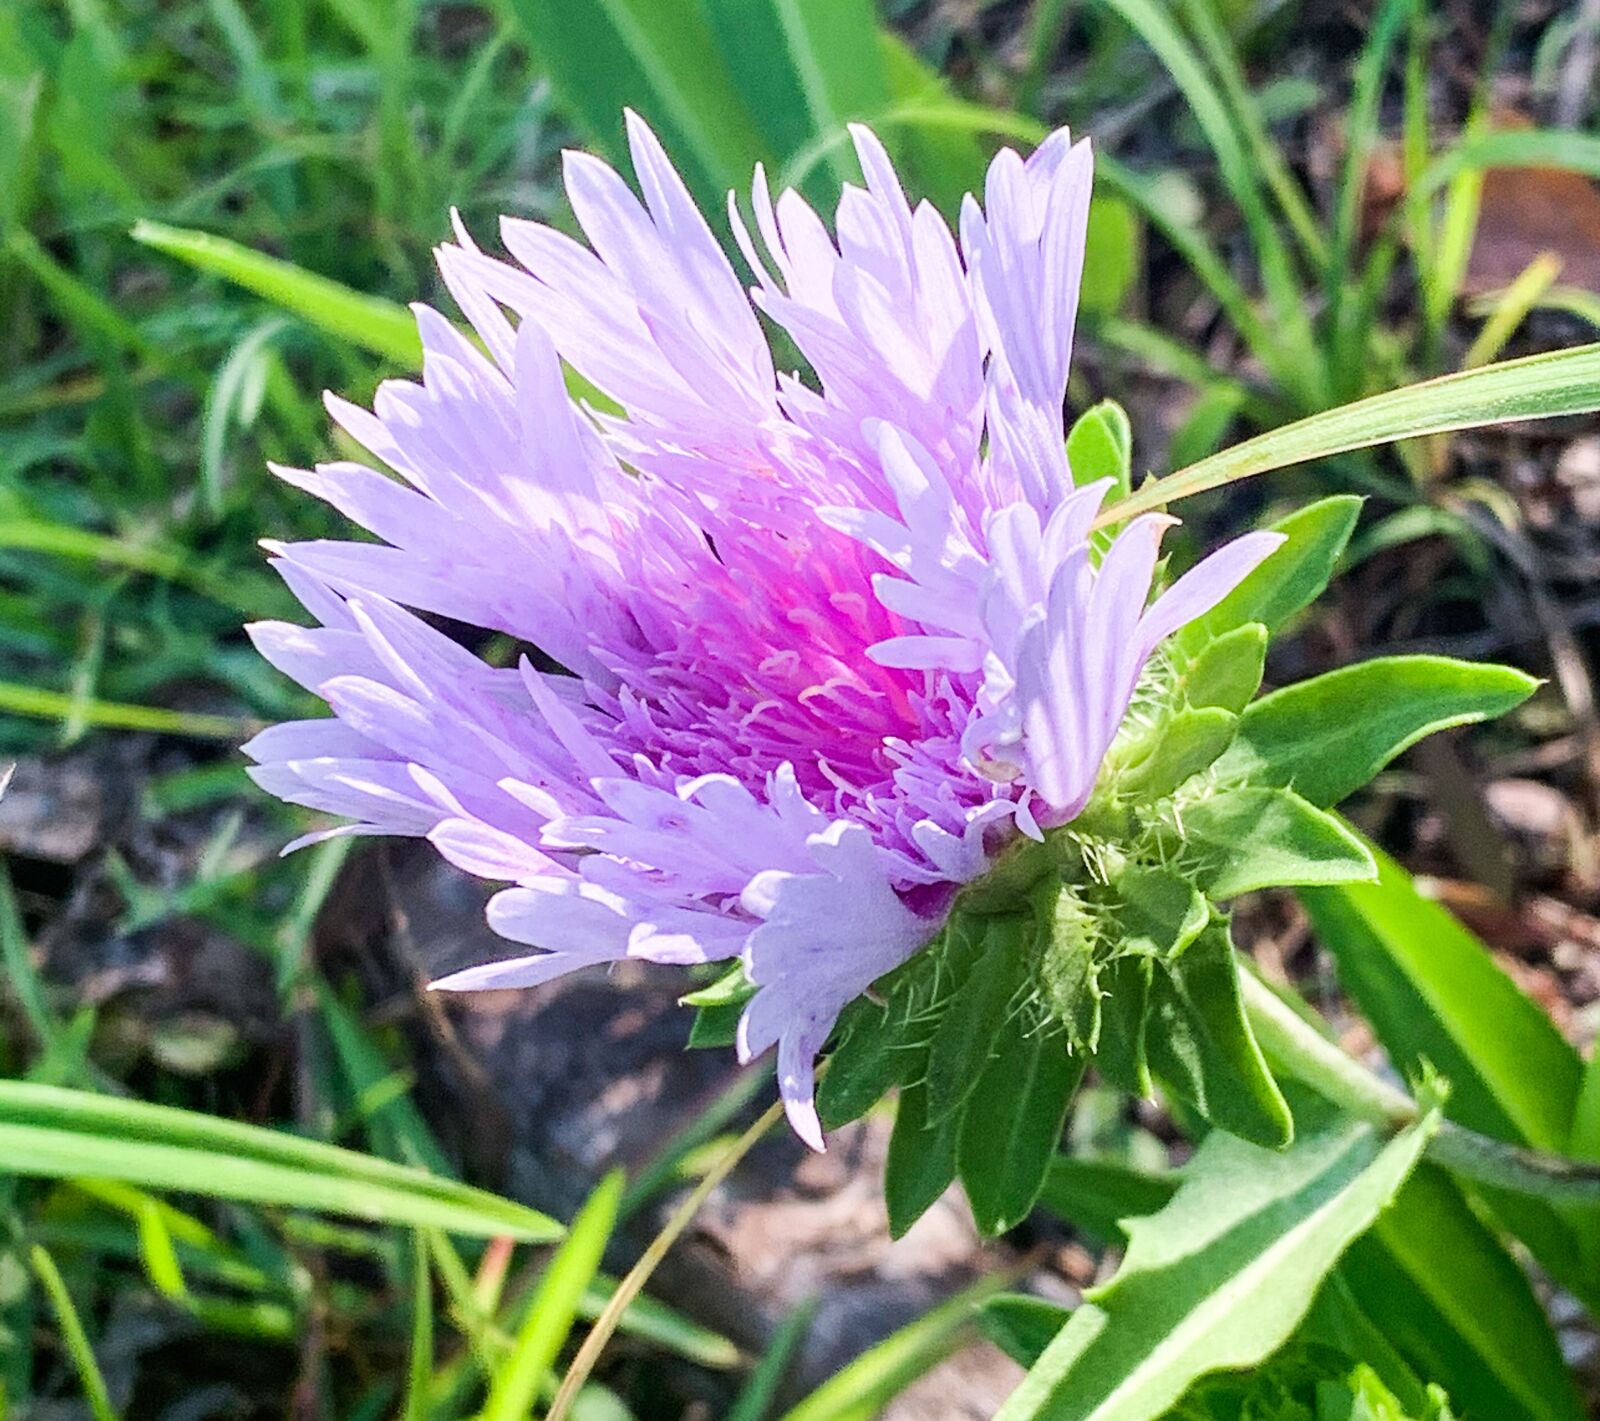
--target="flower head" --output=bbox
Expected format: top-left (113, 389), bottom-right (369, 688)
top-left (246, 114), bottom-right (1281, 1149)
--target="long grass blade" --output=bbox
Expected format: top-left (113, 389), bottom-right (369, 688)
top-left (29, 1246), bottom-right (122, 1421)
top-left (480, 1171), bottom-right (622, 1421)
top-left (0, 681), bottom-right (259, 741)
top-left (1097, 342), bottom-right (1600, 523)
top-left (131, 220), bottom-right (422, 365)
top-left (0, 1082), bottom-right (562, 1241)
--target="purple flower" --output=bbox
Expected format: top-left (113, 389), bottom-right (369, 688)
top-left (245, 115), bottom-right (1281, 1149)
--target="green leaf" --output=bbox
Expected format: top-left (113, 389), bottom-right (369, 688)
top-left (1145, 921), bottom-right (1293, 1148)
top-left (727, 1298), bottom-right (818, 1421)
top-left (926, 915), bottom-right (1031, 1123)
top-left (0, 1081), bottom-right (562, 1241)
top-left (728, 0), bottom-right (886, 194)
top-left (1177, 787), bottom-right (1376, 898)
top-left (1101, 343), bottom-right (1600, 524)
top-left (958, 1020), bottom-right (1084, 1236)
top-left (1301, 841), bottom-right (1581, 1151)
top-left (1067, 400), bottom-right (1135, 496)
top-left (686, 1002), bottom-right (743, 1049)
top-left (1035, 1156), bottom-right (1178, 1249)
top-left (579, 1276), bottom-right (741, 1370)
top-left (875, 32), bottom-right (989, 218)
top-left (1106, 866), bottom-right (1208, 960)
top-left (131, 220), bottom-right (422, 366)
top-left (1215, 657), bottom-right (1538, 808)
top-left (1297, 1274), bottom-right (1430, 1417)
top-left (1094, 955), bottom-right (1153, 1097)
top-left (1416, 127), bottom-right (1600, 197)
top-left (508, 0), bottom-right (770, 214)
top-left (482, 1172), bottom-right (623, 1421)
top-left (30, 1246), bottom-right (121, 1421)
top-left (817, 997), bottom-right (914, 1131)
top-left (1176, 496), bottom-right (1363, 654)
top-left (1343, 1164), bottom-right (1586, 1421)
top-left (980, 1294), bottom-right (1072, 1368)
top-left (1176, 623), bottom-right (1267, 715)
top-left (884, 1078), bottom-right (959, 1240)
top-left (683, 963), bottom-right (756, 1049)
top-left (1035, 881), bottom-right (1102, 1054)
top-left (1568, 1051), bottom-right (1600, 1274)
top-left (994, 1106), bottom-right (1438, 1421)
top-left (1303, 840), bottom-right (1597, 1313)
top-left (1114, 707), bottom-right (1238, 801)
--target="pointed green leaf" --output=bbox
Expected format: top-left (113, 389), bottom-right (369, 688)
top-left (995, 1107), bottom-right (1438, 1421)
top-left (1036, 1157), bottom-right (1178, 1249)
top-left (1095, 955), bottom-right (1153, 1097)
top-left (926, 915), bottom-right (1031, 1123)
top-left (684, 963), bottom-right (756, 1048)
top-left (980, 1295), bottom-right (1073, 1368)
top-left (1215, 657), bottom-right (1538, 808)
top-left (958, 1021), bottom-right (1084, 1236)
top-left (1106, 866), bottom-right (1208, 959)
top-left (1068, 400), bottom-right (1134, 496)
top-left (1301, 841), bottom-right (1580, 1151)
top-left (1303, 840), bottom-right (1596, 1312)
top-left (818, 998), bottom-right (911, 1131)
top-left (884, 1079), bottom-right (959, 1240)
top-left (778, 1274), bottom-right (1003, 1421)
top-left (481, 1172), bottom-right (623, 1421)
top-left (1145, 922), bottom-right (1293, 1148)
top-left (1115, 707), bottom-right (1237, 801)
top-left (1178, 787), bottom-right (1376, 898)
top-left (1176, 623), bottom-right (1267, 715)
top-left (1344, 1164), bottom-right (1586, 1421)
top-left (1177, 496), bottom-right (1363, 654)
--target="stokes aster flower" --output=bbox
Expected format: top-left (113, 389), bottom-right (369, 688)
top-left (245, 115), bottom-right (1283, 1148)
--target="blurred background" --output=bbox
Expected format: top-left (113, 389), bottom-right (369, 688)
top-left (2, 1), bottom-right (1600, 1418)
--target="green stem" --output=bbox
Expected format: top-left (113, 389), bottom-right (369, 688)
top-left (1238, 970), bottom-right (1600, 1205)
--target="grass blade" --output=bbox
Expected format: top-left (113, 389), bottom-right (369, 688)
top-left (0, 680), bottom-right (259, 741)
top-left (1097, 341), bottom-right (1600, 523)
top-left (727, 1299), bottom-right (817, 1421)
top-left (1097, 0), bottom-right (1322, 405)
top-left (509, 0), bottom-right (770, 212)
top-left (481, 1172), bottom-right (623, 1421)
top-left (1462, 252), bottom-right (1563, 369)
top-left (30, 1246), bottom-right (121, 1421)
top-left (779, 1274), bottom-right (1006, 1421)
top-left (402, 1233), bottom-right (434, 1421)
top-left (547, 1099), bottom-right (785, 1421)
top-left (130, 219), bottom-right (422, 366)
top-left (0, 1082), bottom-right (562, 1241)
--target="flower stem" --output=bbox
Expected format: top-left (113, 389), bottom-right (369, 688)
top-left (1238, 969), bottom-right (1600, 1205)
